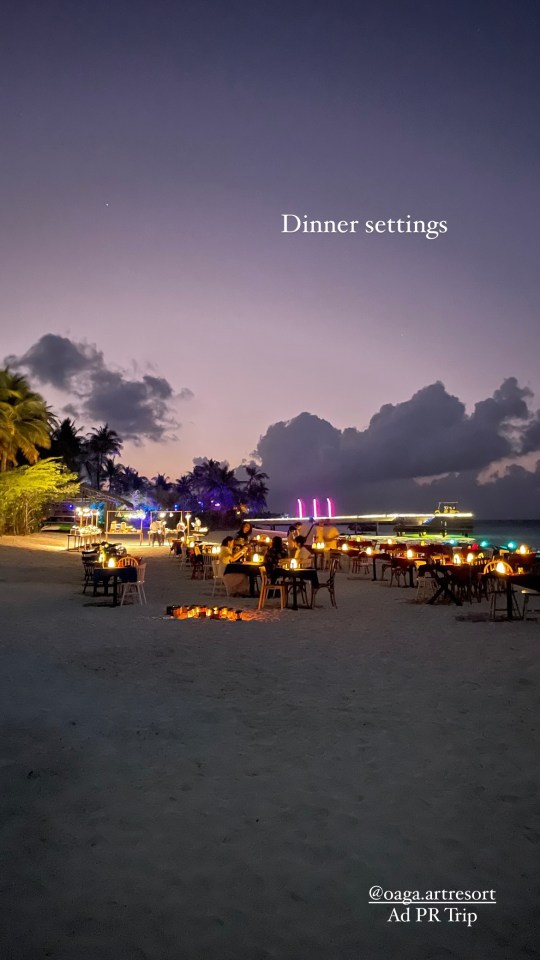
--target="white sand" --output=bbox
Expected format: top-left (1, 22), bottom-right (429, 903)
top-left (1, 534), bottom-right (539, 959)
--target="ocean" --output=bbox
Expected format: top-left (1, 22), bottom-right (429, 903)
top-left (331, 518), bottom-right (540, 550)
top-left (472, 519), bottom-right (540, 550)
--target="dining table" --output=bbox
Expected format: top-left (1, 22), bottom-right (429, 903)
top-left (424, 563), bottom-right (463, 606)
top-left (371, 553), bottom-right (391, 581)
top-left (485, 572), bottom-right (540, 621)
top-left (224, 562), bottom-right (263, 598)
top-left (389, 556), bottom-right (420, 587)
top-left (277, 567), bottom-right (320, 610)
top-left (92, 566), bottom-right (138, 606)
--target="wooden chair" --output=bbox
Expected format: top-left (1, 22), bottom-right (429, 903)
top-left (117, 556), bottom-right (139, 568)
top-left (311, 558), bottom-right (338, 608)
top-left (258, 567), bottom-right (287, 610)
top-left (211, 559), bottom-right (229, 596)
top-left (489, 588), bottom-right (522, 621)
top-left (82, 557), bottom-right (97, 594)
top-left (119, 564), bottom-right (147, 605)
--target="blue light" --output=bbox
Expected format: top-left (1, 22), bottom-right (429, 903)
top-left (480, 540), bottom-right (489, 548)
top-left (507, 541), bottom-right (516, 550)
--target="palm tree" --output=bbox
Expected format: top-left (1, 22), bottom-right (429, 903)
top-left (84, 424), bottom-right (123, 489)
top-left (119, 466), bottom-right (148, 496)
top-left (0, 369), bottom-right (54, 472)
top-left (189, 459), bottom-right (241, 510)
top-left (149, 473), bottom-right (175, 508)
top-left (103, 458), bottom-right (124, 494)
top-left (242, 464), bottom-right (269, 511)
top-left (49, 418), bottom-right (85, 474)
top-left (174, 474), bottom-right (198, 512)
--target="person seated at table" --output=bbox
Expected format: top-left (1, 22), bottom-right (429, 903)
top-left (294, 536), bottom-right (313, 569)
top-left (264, 536), bottom-right (287, 583)
top-left (219, 536), bottom-right (250, 595)
top-left (235, 521), bottom-right (253, 545)
top-left (286, 523), bottom-right (302, 557)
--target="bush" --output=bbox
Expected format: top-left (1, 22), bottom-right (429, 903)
top-left (0, 459), bottom-right (79, 535)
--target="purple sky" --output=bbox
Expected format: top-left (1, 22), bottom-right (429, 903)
top-left (2, 1), bottom-right (540, 510)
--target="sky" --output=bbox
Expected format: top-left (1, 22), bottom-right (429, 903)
top-left (2, 0), bottom-right (540, 514)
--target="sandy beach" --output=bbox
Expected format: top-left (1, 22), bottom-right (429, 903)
top-left (1, 535), bottom-right (539, 959)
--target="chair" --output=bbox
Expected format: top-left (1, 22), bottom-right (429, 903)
top-left (258, 567), bottom-right (287, 610)
top-left (82, 557), bottom-right (97, 594)
top-left (201, 553), bottom-right (214, 580)
top-left (351, 555), bottom-right (370, 576)
top-left (521, 588), bottom-right (540, 620)
top-left (489, 587), bottom-right (522, 621)
top-left (190, 550), bottom-right (213, 580)
top-left (311, 558), bottom-right (338, 608)
top-left (119, 564), bottom-right (147, 605)
top-left (117, 556), bottom-right (139, 568)
top-left (416, 571), bottom-right (437, 603)
top-left (173, 544), bottom-right (187, 570)
top-left (211, 559), bottom-right (229, 596)
top-left (324, 550), bottom-right (341, 572)
top-left (389, 561), bottom-right (408, 587)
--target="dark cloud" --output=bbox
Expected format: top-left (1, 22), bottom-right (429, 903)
top-left (520, 413), bottom-right (540, 455)
top-left (6, 334), bottom-right (192, 442)
top-left (6, 334), bottom-right (103, 390)
top-left (254, 379), bottom-right (540, 516)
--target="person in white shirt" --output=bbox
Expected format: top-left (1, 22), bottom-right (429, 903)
top-left (294, 536), bottom-right (313, 568)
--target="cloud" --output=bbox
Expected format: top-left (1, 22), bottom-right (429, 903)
top-left (6, 334), bottom-right (103, 391)
top-left (6, 334), bottom-right (193, 442)
top-left (253, 379), bottom-right (540, 516)
top-left (520, 412), bottom-right (540, 455)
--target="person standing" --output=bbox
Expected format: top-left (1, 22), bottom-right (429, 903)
top-left (323, 521), bottom-right (341, 549)
top-left (299, 517), bottom-right (316, 545)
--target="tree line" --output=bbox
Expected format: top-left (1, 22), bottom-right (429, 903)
top-left (0, 368), bottom-right (269, 533)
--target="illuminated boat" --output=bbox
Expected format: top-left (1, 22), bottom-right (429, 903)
top-left (248, 502), bottom-right (474, 538)
top-left (393, 503), bottom-right (474, 537)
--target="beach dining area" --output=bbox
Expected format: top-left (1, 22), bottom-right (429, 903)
top-left (72, 521), bottom-right (540, 623)
top-left (170, 533), bottom-right (330, 611)
top-left (1, 528), bottom-right (540, 960)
